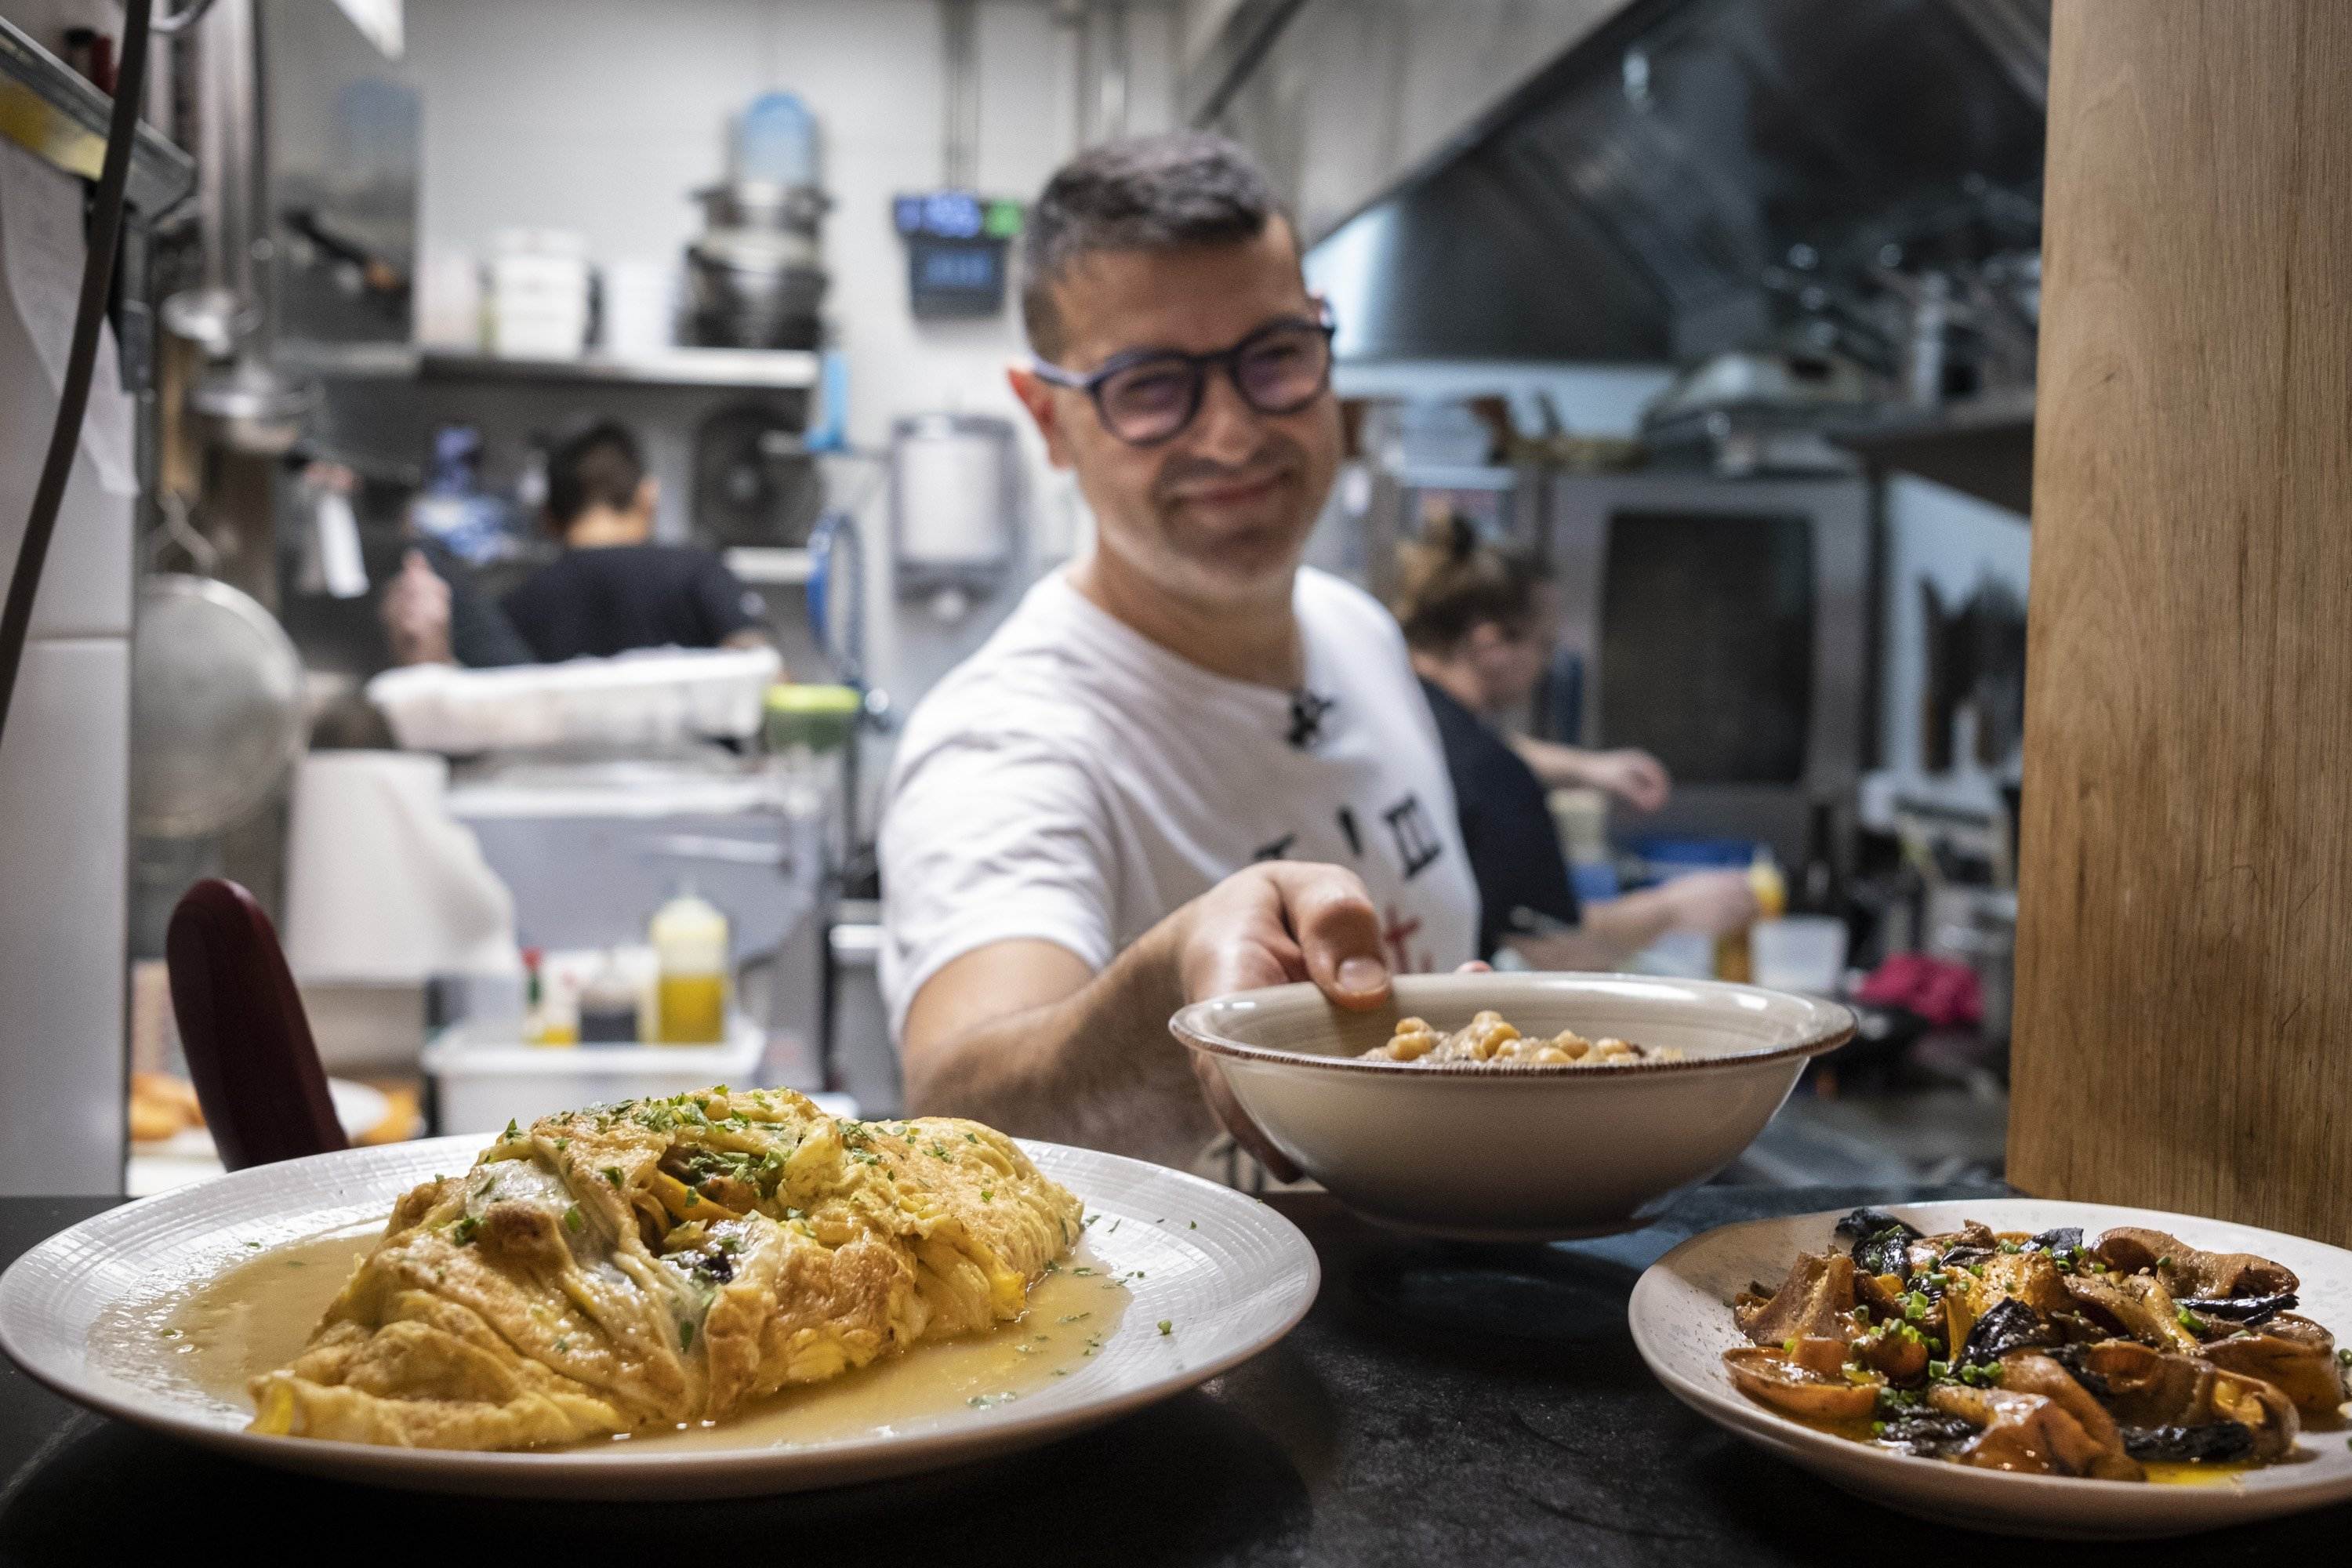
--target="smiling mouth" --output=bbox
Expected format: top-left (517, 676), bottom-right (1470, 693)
top-left (1172, 470), bottom-right (1290, 508)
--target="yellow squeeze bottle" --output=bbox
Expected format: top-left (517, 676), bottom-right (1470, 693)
top-left (652, 891), bottom-right (729, 1044)
top-left (1714, 850), bottom-right (1787, 983)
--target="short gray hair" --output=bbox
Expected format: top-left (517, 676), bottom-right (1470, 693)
top-left (1021, 131), bottom-right (1288, 360)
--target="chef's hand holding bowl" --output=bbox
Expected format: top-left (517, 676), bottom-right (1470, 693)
top-left (1174, 887), bottom-right (1854, 1241)
top-left (1171, 862), bottom-right (1484, 1181)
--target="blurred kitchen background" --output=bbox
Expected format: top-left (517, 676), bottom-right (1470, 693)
top-left (0, 0), bottom-right (2039, 1196)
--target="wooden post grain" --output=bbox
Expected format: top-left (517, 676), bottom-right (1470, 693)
top-left (2009, 1), bottom-right (2352, 1241)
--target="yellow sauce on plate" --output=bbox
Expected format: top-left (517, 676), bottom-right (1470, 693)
top-left (88, 1222), bottom-right (1131, 1450)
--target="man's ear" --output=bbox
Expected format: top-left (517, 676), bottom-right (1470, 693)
top-left (1007, 363), bottom-right (1074, 470)
top-left (634, 475), bottom-right (660, 517)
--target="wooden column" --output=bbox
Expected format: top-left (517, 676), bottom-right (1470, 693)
top-left (2009, 1), bottom-right (2352, 1243)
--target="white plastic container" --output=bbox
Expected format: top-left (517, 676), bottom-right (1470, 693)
top-left (423, 1013), bottom-right (764, 1136)
top-left (1751, 914), bottom-right (1852, 994)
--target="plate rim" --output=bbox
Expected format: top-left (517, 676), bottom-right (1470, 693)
top-left (1628, 1197), bottom-right (2352, 1522)
top-left (0, 1135), bottom-right (1320, 1490)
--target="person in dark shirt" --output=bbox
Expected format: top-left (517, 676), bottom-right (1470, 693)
top-left (499, 419), bottom-right (769, 662)
top-left (1394, 517), bottom-right (1756, 963)
top-left (379, 419), bottom-right (769, 668)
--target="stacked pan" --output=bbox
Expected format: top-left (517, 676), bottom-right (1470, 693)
top-left (684, 183), bottom-right (829, 350)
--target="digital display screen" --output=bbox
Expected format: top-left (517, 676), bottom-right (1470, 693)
top-left (918, 247), bottom-right (999, 291)
top-left (906, 237), bottom-right (1007, 318)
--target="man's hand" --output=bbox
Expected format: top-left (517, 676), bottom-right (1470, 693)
top-left (1171, 863), bottom-right (1394, 1181)
top-left (1580, 748), bottom-right (1671, 813)
top-left (1174, 861), bottom-right (1392, 1010)
top-left (381, 548), bottom-right (455, 666)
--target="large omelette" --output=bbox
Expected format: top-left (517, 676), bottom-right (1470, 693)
top-left (249, 1087), bottom-right (1083, 1449)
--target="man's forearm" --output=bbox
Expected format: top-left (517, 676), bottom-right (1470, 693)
top-left (901, 924), bottom-right (1214, 1164)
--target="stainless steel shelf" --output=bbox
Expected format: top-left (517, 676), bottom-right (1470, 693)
top-left (280, 340), bottom-right (823, 392)
top-left (722, 547), bottom-right (816, 586)
top-left (0, 17), bottom-right (195, 219)
top-left (419, 346), bottom-right (822, 390)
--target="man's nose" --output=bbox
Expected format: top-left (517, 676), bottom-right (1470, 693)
top-left (1185, 365), bottom-right (1266, 466)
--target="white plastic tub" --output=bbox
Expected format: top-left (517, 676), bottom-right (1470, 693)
top-left (422, 1015), bottom-right (766, 1136)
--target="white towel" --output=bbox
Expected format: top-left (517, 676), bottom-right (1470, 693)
top-left (283, 751), bottom-right (520, 982)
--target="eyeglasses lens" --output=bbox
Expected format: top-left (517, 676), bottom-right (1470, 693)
top-left (1097, 361), bottom-right (1200, 444)
top-left (1235, 326), bottom-right (1330, 413)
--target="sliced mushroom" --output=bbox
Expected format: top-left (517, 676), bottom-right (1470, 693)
top-left (1994, 1352), bottom-right (2143, 1479)
top-left (1836, 1208), bottom-right (1922, 1280)
top-left (1735, 1251), bottom-right (1860, 1347)
top-left (2063, 1270), bottom-right (2201, 1353)
top-left (1723, 1346), bottom-right (1879, 1422)
top-left (2198, 1313), bottom-right (2350, 1417)
top-left (2092, 1227), bottom-right (2297, 1298)
top-left (1924, 1384), bottom-right (2128, 1478)
top-left (1960, 1298), bottom-right (2063, 1366)
top-left (2054, 1340), bottom-right (2301, 1460)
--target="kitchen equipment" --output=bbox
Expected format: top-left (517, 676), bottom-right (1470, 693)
top-left (187, 354), bottom-right (317, 456)
top-left (131, 574), bottom-right (306, 838)
top-left (1545, 471), bottom-right (1871, 875)
top-left (486, 229), bottom-right (590, 359)
top-left (0, 1136), bottom-right (1319, 1497)
top-left (684, 227), bottom-right (826, 350)
top-left (1631, 1200), bottom-right (2352, 1537)
top-left (692, 180), bottom-right (827, 235)
top-left (889, 413), bottom-right (1018, 597)
top-left (1173, 972), bottom-right (1853, 1241)
top-left (598, 257), bottom-right (677, 358)
top-left (691, 402), bottom-right (821, 548)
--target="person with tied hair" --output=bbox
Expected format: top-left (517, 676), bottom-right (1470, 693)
top-left (879, 132), bottom-right (1481, 1177)
top-left (1395, 515), bottom-right (1759, 965)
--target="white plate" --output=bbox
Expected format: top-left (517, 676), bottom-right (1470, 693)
top-left (1629, 1199), bottom-right (2352, 1538)
top-left (0, 1137), bottom-right (1318, 1499)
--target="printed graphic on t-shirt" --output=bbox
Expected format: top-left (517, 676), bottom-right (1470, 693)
top-left (1383, 793), bottom-right (1444, 879)
top-left (1334, 804), bottom-right (1362, 856)
top-left (1381, 902), bottom-right (1433, 974)
top-left (1251, 832), bottom-right (1297, 862)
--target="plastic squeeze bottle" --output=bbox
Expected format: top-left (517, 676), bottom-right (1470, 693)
top-left (652, 890), bottom-right (729, 1044)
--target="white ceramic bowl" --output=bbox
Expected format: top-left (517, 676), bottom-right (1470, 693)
top-left (1171, 972), bottom-right (1853, 1241)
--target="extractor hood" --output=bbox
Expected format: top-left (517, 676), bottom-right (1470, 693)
top-left (1191, 0), bottom-right (2049, 369)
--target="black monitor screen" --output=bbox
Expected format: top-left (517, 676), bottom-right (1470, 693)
top-left (1598, 510), bottom-right (1814, 784)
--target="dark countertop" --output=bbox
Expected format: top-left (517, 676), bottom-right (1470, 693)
top-left (3, 1185), bottom-right (2347, 1566)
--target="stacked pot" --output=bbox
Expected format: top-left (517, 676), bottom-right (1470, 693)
top-left (685, 181), bottom-right (830, 350)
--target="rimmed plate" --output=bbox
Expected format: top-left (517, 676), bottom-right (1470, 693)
top-left (0, 1137), bottom-right (1318, 1499)
top-left (1629, 1199), bottom-right (2352, 1538)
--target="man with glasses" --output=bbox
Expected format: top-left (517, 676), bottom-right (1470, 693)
top-left (879, 132), bottom-right (1478, 1172)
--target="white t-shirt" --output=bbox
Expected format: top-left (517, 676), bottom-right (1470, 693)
top-left (880, 566), bottom-right (1479, 1039)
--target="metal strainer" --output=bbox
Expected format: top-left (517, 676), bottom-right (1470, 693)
top-left (131, 574), bottom-right (307, 837)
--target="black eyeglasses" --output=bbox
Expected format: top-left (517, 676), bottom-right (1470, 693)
top-left (1031, 310), bottom-right (1338, 447)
